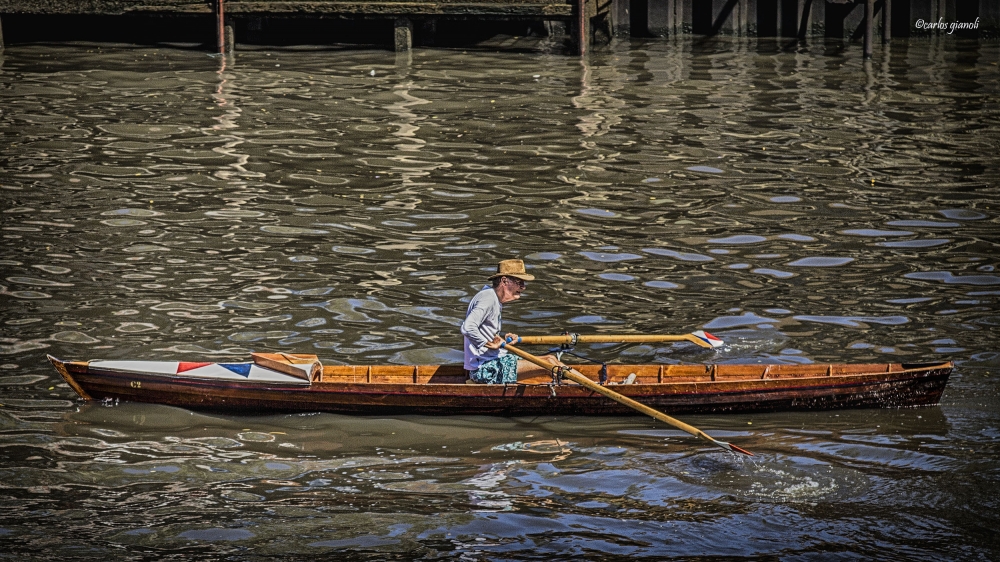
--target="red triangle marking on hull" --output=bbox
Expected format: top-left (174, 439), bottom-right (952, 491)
top-left (177, 362), bottom-right (212, 373)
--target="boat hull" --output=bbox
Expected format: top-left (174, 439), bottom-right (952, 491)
top-left (49, 356), bottom-right (953, 416)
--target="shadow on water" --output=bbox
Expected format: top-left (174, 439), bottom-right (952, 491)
top-left (1, 14), bottom-right (567, 53)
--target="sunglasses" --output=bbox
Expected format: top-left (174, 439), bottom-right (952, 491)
top-left (505, 277), bottom-right (526, 287)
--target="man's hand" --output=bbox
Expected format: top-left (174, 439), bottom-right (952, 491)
top-left (485, 333), bottom-right (520, 350)
top-left (484, 335), bottom-right (504, 350)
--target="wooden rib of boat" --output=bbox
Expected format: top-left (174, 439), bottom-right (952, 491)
top-left (47, 353), bottom-right (953, 416)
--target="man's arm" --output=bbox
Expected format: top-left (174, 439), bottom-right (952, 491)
top-left (460, 298), bottom-right (492, 350)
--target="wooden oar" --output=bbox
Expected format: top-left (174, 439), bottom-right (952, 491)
top-left (502, 341), bottom-right (752, 456)
top-left (518, 330), bottom-right (723, 349)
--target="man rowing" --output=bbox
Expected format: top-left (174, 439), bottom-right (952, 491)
top-left (461, 259), bottom-right (533, 384)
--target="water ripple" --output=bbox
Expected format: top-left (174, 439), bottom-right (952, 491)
top-left (786, 257), bottom-right (854, 267)
top-left (642, 248), bottom-right (713, 262)
top-left (753, 268), bottom-right (794, 279)
top-left (793, 315), bottom-right (910, 327)
top-left (939, 209), bottom-right (987, 220)
top-left (708, 235), bottom-right (767, 244)
top-left (904, 272), bottom-right (1000, 285)
top-left (578, 251), bottom-right (642, 262)
top-left (840, 229), bottom-right (913, 237)
top-left (877, 239), bottom-right (951, 248)
top-left (686, 166), bottom-right (724, 174)
top-left (260, 226), bottom-right (329, 235)
top-left (598, 273), bottom-right (635, 282)
top-left (886, 220), bottom-right (960, 228)
top-left (576, 209), bottom-right (617, 217)
top-left (777, 234), bottom-right (815, 242)
top-left (704, 313), bottom-right (779, 329)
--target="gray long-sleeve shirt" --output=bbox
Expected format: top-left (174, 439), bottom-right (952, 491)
top-left (460, 286), bottom-right (507, 370)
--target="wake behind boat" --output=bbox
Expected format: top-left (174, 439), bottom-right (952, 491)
top-left (47, 353), bottom-right (953, 416)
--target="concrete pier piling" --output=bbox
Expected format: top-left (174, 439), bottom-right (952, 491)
top-left (882, 0), bottom-right (891, 43)
top-left (610, 0), bottom-right (628, 36)
top-left (864, 0), bottom-right (874, 57)
top-left (394, 17), bottom-right (413, 52)
top-left (0, 0), bottom-right (995, 57)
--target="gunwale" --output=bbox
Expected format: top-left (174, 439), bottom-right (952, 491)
top-left (49, 356), bottom-right (953, 416)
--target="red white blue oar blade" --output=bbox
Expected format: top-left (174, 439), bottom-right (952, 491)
top-left (692, 330), bottom-right (724, 349)
top-left (723, 441), bottom-right (754, 456)
top-left (698, 433), bottom-right (753, 456)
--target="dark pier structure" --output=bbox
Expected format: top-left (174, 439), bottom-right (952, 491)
top-left (0, 0), bottom-right (996, 56)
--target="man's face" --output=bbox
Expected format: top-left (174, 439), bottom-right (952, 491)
top-left (499, 276), bottom-right (526, 303)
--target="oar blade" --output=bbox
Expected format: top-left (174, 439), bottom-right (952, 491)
top-left (708, 438), bottom-right (753, 456)
top-left (726, 442), bottom-right (754, 457)
top-left (692, 330), bottom-right (724, 349)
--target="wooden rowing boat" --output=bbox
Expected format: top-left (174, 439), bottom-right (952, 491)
top-left (47, 353), bottom-right (953, 416)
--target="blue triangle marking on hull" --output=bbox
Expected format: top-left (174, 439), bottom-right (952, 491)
top-left (220, 363), bottom-right (253, 377)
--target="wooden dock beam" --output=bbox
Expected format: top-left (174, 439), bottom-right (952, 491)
top-left (216, 0), bottom-right (225, 53)
top-left (215, 0), bottom-right (233, 54)
top-left (577, 0), bottom-right (588, 56)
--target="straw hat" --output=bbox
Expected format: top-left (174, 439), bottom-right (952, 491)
top-left (487, 259), bottom-right (535, 281)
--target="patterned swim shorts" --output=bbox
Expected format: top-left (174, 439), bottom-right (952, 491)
top-left (469, 354), bottom-right (518, 384)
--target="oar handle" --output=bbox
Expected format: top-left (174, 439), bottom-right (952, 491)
top-left (501, 341), bottom-right (751, 456)
top-left (516, 332), bottom-right (722, 349)
top-left (519, 334), bottom-right (702, 346)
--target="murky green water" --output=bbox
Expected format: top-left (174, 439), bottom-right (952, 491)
top-left (1, 36), bottom-right (998, 559)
